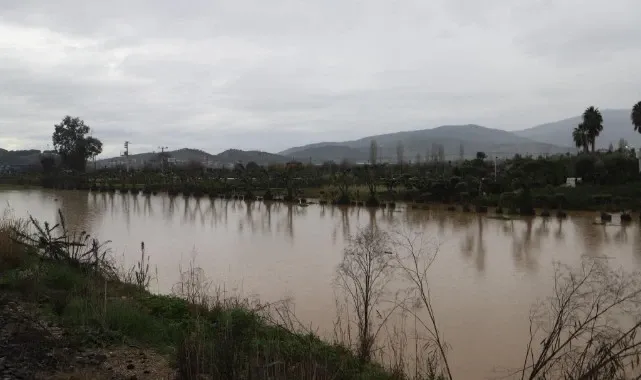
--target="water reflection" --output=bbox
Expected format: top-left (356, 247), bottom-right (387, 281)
top-left (460, 216), bottom-right (486, 273)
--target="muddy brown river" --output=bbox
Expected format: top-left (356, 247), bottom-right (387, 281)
top-left (3, 188), bottom-right (639, 379)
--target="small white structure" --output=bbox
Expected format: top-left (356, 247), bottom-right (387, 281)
top-left (565, 177), bottom-right (582, 187)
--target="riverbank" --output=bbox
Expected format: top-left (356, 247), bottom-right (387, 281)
top-left (5, 173), bottom-right (641, 213)
top-left (0, 213), bottom-right (431, 380)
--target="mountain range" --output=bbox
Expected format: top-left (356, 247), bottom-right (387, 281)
top-left (1, 109), bottom-right (637, 167)
top-left (516, 109), bottom-right (638, 149)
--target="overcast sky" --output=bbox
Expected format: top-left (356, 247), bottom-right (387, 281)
top-left (1, 0), bottom-right (639, 157)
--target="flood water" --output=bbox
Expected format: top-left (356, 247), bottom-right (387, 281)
top-left (3, 188), bottom-right (641, 379)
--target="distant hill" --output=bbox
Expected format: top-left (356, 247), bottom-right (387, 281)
top-left (516, 109), bottom-right (638, 149)
top-left (96, 148), bottom-right (288, 168)
top-left (0, 149), bottom-right (42, 166)
top-left (280, 124), bottom-right (574, 163)
top-left (216, 149), bottom-right (289, 164)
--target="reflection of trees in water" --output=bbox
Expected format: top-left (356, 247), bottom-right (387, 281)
top-left (340, 206), bottom-right (350, 240)
top-left (450, 212), bottom-right (474, 233)
top-left (459, 216), bottom-right (486, 273)
top-left (238, 200), bottom-right (256, 234)
top-left (180, 197), bottom-right (206, 225)
top-left (55, 190), bottom-right (93, 235)
top-left (510, 218), bottom-right (541, 273)
top-left (575, 218), bottom-right (609, 257)
top-left (330, 206), bottom-right (352, 243)
top-left (165, 196), bottom-right (177, 220)
top-left (108, 193), bottom-right (115, 218)
top-left (276, 204), bottom-right (307, 241)
top-left (366, 207), bottom-right (377, 231)
top-left (132, 195), bottom-right (141, 217)
top-left (633, 227), bottom-right (641, 266)
top-left (182, 196), bottom-right (190, 223)
top-left (259, 201), bottom-right (274, 235)
top-left (118, 193), bottom-right (132, 231)
top-left (555, 218), bottom-right (565, 241)
top-left (534, 218), bottom-right (550, 239)
top-left (401, 208), bottom-right (431, 230)
top-left (613, 224), bottom-right (629, 245)
top-left (142, 195), bottom-right (154, 218)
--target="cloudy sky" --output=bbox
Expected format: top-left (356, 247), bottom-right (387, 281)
top-left (1, 0), bottom-right (639, 157)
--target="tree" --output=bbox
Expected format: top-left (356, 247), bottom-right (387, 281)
top-left (245, 161), bottom-right (260, 172)
top-left (393, 230), bottom-right (453, 379)
top-left (396, 141), bottom-right (404, 165)
top-left (40, 152), bottom-right (56, 173)
top-left (618, 138), bottom-right (629, 152)
top-left (573, 124), bottom-right (589, 153)
top-left (336, 227), bottom-right (396, 362)
top-left (520, 258), bottom-right (641, 380)
top-left (632, 101), bottom-right (641, 133)
top-left (52, 116), bottom-right (102, 172)
top-left (476, 151), bottom-right (487, 161)
top-left (369, 140), bottom-right (378, 165)
top-left (582, 106), bottom-right (603, 152)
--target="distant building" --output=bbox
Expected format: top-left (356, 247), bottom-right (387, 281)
top-left (565, 177), bottom-right (582, 187)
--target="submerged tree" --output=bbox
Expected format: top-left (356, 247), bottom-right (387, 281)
top-left (393, 230), bottom-right (454, 380)
top-left (52, 116), bottom-right (103, 172)
top-left (336, 227), bottom-right (396, 362)
top-left (519, 258), bottom-right (641, 380)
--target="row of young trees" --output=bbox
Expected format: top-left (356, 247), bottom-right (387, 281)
top-left (573, 101), bottom-right (641, 152)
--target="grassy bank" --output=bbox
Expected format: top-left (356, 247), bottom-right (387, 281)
top-left (0, 212), bottom-right (435, 380)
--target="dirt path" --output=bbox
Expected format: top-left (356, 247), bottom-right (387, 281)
top-left (0, 294), bottom-right (176, 380)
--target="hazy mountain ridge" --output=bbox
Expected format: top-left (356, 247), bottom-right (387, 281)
top-left (281, 124), bottom-right (574, 163)
top-left (95, 147), bottom-right (288, 167)
top-left (516, 109), bottom-right (638, 149)
top-left (6, 110), bottom-right (638, 168)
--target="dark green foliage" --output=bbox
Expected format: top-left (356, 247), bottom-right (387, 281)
top-left (52, 116), bottom-right (102, 172)
top-left (516, 187), bottom-right (535, 216)
top-left (633, 101), bottom-right (641, 133)
top-left (38, 144), bottom-right (639, 213)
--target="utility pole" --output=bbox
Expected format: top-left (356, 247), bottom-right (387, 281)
top-left (494, 156), bottom-right (498, 180)
top-left (123, 141), bottom-right (130, 172)
top-left (158, 146), bottom-right (168, 173)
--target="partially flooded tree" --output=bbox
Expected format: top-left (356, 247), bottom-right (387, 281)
top-left (393, 230), bottom-right (454, 380)
top-left (519, 258), bottom-right (641, 380)
top-left (336, 227), bottom-right (396, 362)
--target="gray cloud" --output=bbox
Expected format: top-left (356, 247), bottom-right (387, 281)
top-left (1, 0), bottom-right (639, 157)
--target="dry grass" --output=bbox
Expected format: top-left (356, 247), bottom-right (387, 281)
top-left (0, 209), bottom-right (29, 270)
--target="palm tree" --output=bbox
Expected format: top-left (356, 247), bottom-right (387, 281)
top-left (582, 106), bottom-right (603, 152)
top-left (632, 101), bottom-right (641, 133)
top-left (573, 123), bottom-right (589, 153)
